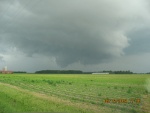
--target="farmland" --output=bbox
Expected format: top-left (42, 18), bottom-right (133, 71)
top-left (0, 74), bottom-right (149, 113)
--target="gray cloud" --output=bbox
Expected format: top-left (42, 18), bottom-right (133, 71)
top-left (0, 55), bottom-right (4, 63)
top-left (125, 28), bottom-right (150, 54)
top-left (0, 56), bottom-right (3, 60)
top-left (0, 0), bottom-right (150, 69)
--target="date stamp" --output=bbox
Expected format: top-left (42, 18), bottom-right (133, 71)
top-left (104, 98), bottom-right (141, 104)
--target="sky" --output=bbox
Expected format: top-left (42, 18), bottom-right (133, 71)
top-left (0, 0), bottom-right (150, 73)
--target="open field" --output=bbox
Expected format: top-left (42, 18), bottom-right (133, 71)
top-left (0, 74), bottom-right (149, 113)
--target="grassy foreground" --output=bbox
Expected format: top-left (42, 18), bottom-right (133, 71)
top-left (0, 74), bottom-right (149, 113)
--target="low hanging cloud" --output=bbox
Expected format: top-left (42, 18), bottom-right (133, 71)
top-left (0, 0), bottom-right (150, 67)
top-left (0, 56), bottom-right (3, 60)
top-left (0, 55), bottom-right (4, 63)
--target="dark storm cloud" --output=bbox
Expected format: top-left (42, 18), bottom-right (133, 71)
top-left (0, 0), bottom-right (150, 68)
top-left (125, 28), bottom-right (150, 54)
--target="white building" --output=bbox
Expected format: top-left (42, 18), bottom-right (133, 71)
top-left (92, 73), bottom-right (109, 74)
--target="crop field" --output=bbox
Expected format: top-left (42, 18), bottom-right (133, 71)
top-left (0, 74), bottom-right (149, 113)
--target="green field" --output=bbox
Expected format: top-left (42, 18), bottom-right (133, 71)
top-left (0, 74), bottom-right (149, 113)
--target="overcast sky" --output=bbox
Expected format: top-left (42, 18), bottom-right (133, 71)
top-left (0, 0), bottom-right (150, 73)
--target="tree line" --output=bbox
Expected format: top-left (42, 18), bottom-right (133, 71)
top-left (102, 70), bottom-right (133, 74)
top-left (13, 71), bottom-right (27, 73)
top-left (35, 70), bottom-right (134, 74)
top-left (35, 70), bottom-right (83, 74)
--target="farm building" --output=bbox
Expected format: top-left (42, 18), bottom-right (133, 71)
top-left (0, 66), bottom-right (13, 74)
top-left (0, 71), bottom-right (13, 74)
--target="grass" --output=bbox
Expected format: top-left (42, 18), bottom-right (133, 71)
top-left (0, 83), bottom-right (92, 113)
top-left (0, 74), bottom-right (149, 113)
